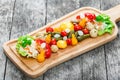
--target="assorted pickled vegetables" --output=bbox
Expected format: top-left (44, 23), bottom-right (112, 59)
top-left (16, 13), bottom-right (114, 63)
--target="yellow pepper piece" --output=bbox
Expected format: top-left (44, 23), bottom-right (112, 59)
top-left (79, 18), bottom-right (87, 28)
top-left (57, 40), bottom-right (67, 49)
top-left (60, 22), bottom-right (74, 31)
top-left (72, 34), bottom-right (78, 45)
top-left (37, 49), bottom-right (45, 63)
top-left (54, 27), bottom-right (61, 32)
top-left (45, 34), bottom-right (51, 44)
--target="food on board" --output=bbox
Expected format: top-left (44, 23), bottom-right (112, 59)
top-left (16, 13), bottom-right (114, 63)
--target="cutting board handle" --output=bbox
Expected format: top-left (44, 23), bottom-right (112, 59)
top-left (104, 5), bottom-right (120, 22)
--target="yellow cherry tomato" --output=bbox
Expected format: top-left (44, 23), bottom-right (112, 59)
top-left (60, 22), bottom-right (74, 31)
top-left (37, 49), bottom-right (45, 63)
top-left (72, 34), bottom-right (78, 45)
top-left (57, 40), bottom-right (67, 49)
top-left (45, 34), bottom-right (51, 44)
top-left (79, 18), bottom-right (87, 28)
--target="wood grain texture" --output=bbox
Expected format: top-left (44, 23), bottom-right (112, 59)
top-left (4, 0), bottom-right (46, 80)
top-left (0, 0), bottom-right (15, 80)
top-left (101, 0), bottom-right (120, 80)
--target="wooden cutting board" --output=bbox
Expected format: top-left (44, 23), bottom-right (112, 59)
top-left (3, 5), bottom-right (120, 78)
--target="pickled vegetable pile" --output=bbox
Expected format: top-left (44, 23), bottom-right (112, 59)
top-left (16, 13), bottom-right (114, 63)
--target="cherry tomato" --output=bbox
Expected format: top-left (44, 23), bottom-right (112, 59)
top-left (66, 38), bottom-right (72, 45)
top-left (74, 24), bottom-right (82, 31)
top-left (85, 13), bottom-right (96, 21)
top-left (35, 39), bottom-right (45, 45)
top-left (46, 27), bottom-right (54, 32)
top-left (61, 31), bottom-right (67, 37)
top-left (50, 39), bottom-right (57, 45)
top-left (46, 43), bottom-right (51, 49)
top-left (76, 15), bottom-right (81, 20)
top-left (45, 49), bottom-right (51, 58)
top-left (82, 28), bottom-right (89, 34)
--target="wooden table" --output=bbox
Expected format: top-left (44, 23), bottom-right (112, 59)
top-left (0, 0), bottom-right (120, 80)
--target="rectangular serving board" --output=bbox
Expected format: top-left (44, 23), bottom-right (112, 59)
top-left (3, 5), bottom-right (120, 78)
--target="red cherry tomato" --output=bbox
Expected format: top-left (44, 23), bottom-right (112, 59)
top-left (61, 31), bottom-right (67, 37)
top-left (74, 24), bottom-right (82, 31)
top-left (46, 43), bottom-right (51, 49)
top-left (46, 27), bottom-right (54, 32)
top-left (85, 13), bottom-right (96, 21)
top-left (35, 39), bottom-right (45, 45)
top-left (92, 14), bottom-right (96, 19)
top-left (82, 28), bottom-right (89, 34)
top-left (76, 15), bottom-right (81, 20)
top-left (50, 39), bottom-right (57, 45)
top-left (45, 49), bottom-right (51, 58)
top-left (66, 38), bottom-right (72, 45)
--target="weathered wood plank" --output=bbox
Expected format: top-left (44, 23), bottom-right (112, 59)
top-left (44, 0), bottom-right (81, 80)
top-left (79, 0), bottom-right (107, 80)
top-left (101, 0), bottom-right (120, 80)
top-left (0, 0), bottom-right (15, 80)
top-left (4, 0), bottom-right (46, 80)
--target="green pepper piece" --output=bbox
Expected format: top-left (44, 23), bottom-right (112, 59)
top-left (68, 30), bottom-right (75, 38)
top-left (77, 34), bottom-right (90, 42)
top-left (75, 31), bottom-right (78, 37)
top-left (53, 37), bottom-right (63, 41)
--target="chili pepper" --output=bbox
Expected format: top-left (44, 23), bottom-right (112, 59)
top-left (71, 34), bottom-right (78, 45)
